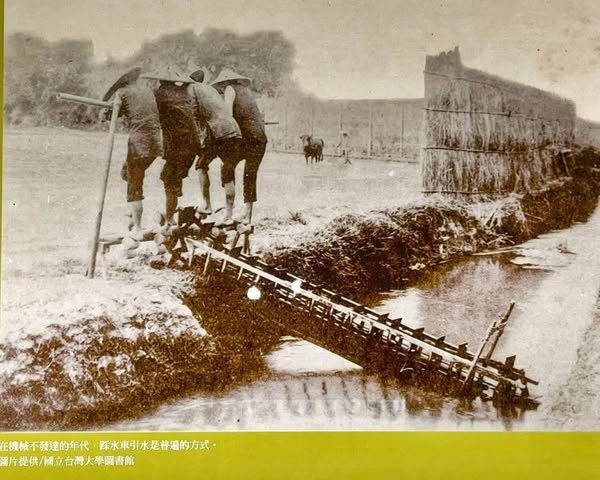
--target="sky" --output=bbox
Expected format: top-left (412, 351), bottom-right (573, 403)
top-left (5, 0), bottom-right (600, 121)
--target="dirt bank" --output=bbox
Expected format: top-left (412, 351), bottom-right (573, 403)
top-left (545, 292), bottom-right (600, 429)
top-left (0, 258), bottom-right (279, 430)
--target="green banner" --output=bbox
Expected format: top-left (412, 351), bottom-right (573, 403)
top-left (0, 432), bottom-right (598, 479)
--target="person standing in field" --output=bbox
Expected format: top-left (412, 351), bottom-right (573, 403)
top-left (187, 68), bottom-right (242, 215)
top-left (340, 131), bottom-right (351, 164)
top-left (210, 69), bottom-right (268, 226)
top-left (102, 67), bottom-right (162, 239)
top-left (142, 67), bottom-right (198, 224)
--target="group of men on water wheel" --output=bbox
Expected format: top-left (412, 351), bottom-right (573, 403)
top-left (104, 65), bottom-right (267, 240)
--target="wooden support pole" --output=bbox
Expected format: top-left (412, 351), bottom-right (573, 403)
top-left (86, 93), bottom-right (122, 278)
top-left (485, 301), bottom-right (515, 362)
top-left (462, 311), bottom-right (502, 391)
top-left (188, 246), bottom-right (196, 267)
top-left (202, 252), bottom-right (211, 275)
top-left (560, 151), bottom-right (571, 177)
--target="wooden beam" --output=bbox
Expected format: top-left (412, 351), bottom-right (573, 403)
top-left (86, 93), bottom-right (122, 278)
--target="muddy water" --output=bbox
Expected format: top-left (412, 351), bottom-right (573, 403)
top-left (110, 207), bottom-right (600, 431)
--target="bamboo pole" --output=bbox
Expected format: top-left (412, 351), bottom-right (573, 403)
top-left (86, 93), bottom-right (122, 278)
top-left (56, 92), bottom-right (113, 109)
top-left (461, 304), bottom-right (511, 392)
top-left (484, 301), bottom-right (515, 362)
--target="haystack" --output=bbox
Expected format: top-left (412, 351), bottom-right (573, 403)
top-left (422, 47), bottom-right (576, 194)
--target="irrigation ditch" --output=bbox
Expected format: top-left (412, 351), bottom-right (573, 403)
top-left (1, 147), bottom-right (598, 430)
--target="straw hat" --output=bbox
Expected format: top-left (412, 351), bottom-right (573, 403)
top-left (187, 61), bottom-right (206, 83)
top-left (210, 68), bottom-right (251, 88)
top-left (190, 69), bottom-right (205, 83)
top-left (141, 66), bottom-right (194, 84)
top-left (102, 67), bottom-right (142, 101)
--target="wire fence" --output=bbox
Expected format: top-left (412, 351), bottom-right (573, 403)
top-left (259, 96), bottom-right (424, 161)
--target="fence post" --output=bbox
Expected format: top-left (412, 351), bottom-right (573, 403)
top-left (401, 103), bottom-right (405, 158)
top-left (369, 100), bottom-right (374, 156)
top-left (339, 103), bottom-right (344, 156)
top-left (283, 102), bottom-right (288, 151)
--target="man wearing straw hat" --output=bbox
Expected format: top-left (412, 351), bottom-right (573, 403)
top-left (188, 68), bottom-right (242, 215)
top-left (101, 67), bottom-right (162, 239)
top-left (210, 68), bottom-right (267, 226)
top-left (141, 66), bottom-right (198, 223)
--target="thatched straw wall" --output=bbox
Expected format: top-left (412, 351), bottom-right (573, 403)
top-left (422, 47), bottom-right (576, 194)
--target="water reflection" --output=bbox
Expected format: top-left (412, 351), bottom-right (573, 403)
top-left (111, 339), bottom-right (512, 432)
top-left (376, 257), bottom-right (548, 348)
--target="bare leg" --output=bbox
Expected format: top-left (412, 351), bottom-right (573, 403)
top-left (198, 169), bottom-right (212, 213)
top-left (166, 192), bottom-right (178, 224)
top-left (127, 200), bottom-right (144, 238)
top-left (223, 180), bottom-right (235, 225)
top-left (240, 146), bottom-right (263, 224)
top-left (241, 201), bottom-right (253, 224)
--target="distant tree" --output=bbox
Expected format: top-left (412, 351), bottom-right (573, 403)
top-left (195, 29), bottom-right (295, 96)
top-left (4, 33), bottom-right (51, 124)
top-left (234, 30), bottom-right (296, 95)
top-left (46, 39), bottom-right (95, 125)
top-left (4, 33), bottom-right (94, 126)
top-left (131, 30), bottom-right (200, 73)
top-left (4, 28), bottom-right (297, 127)
top-left (127, 28), bottom-right (295, 96)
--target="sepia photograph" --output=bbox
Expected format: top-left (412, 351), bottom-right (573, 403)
top-left (2, 0), bottom-right (600, 443)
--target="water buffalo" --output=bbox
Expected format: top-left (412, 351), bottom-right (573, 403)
top-left (300, 134), bottom-right (324, 164)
